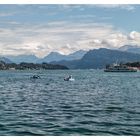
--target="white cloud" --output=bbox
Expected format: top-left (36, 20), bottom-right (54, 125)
top-left (129, 31), bottom-right (140, 40)
top-left (0, 12), bottom-right (15, 17)
top-left (0, 21), bottom-right (140, 57)
top-left (94, 4), bottom-right (135, 11)
top-left (60, 5), bottom-right (136, 12)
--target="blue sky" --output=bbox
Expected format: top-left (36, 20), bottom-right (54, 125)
top-left (0, 4), bottom-right (140, 57)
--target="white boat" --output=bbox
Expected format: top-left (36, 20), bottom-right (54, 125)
top-left (64, 75), bottom-right (75, 81)
top-left (69, 78), bottom-right (75, 81)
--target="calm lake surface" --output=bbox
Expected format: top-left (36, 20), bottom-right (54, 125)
top-left (0, 70), bottom-right (140, 136)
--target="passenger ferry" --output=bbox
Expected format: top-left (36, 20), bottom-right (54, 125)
top-left (104, 63), bottom-right (137, 72)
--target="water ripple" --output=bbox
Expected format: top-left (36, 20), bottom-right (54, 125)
top-left (0, 70), bottom-right (140, 135)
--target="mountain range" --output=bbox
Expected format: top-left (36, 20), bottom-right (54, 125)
top-left (1, 45), bottom-right (140, 69)
top-left (119, 45), bottom-right (140, 54)
top-left (6, 55), bottom-right (39, 64)
top-left (37, 50), bottom-right (87, 63)
top-left (51, 48), bottom-right (140, 69)
top-left (0, 57), bottom-right (12, 63)
top-left (5, 50), bottom-right (86, 64)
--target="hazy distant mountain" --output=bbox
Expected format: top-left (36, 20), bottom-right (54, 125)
top-left (68, 50), bottom-right (87, 59)
top-left (6, 55), bottom-right (39, 64)
top-left (38, 52), bottom-right (65, 63)
top-left (4, 50), bottom-right (86, 64)
top-left (119, 45), bottom-right (140, 54)
top-left (51, 48), bottom-right (140, 69)
top-left (0, 57), bottom-right (12, 63)
top-left (38, 50), bottom-right (87, 63)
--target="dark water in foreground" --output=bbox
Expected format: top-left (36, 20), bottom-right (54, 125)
top-left (0, 70), bottom-right (140, 136)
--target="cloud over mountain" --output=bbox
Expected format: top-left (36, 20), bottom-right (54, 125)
top-left (0, 5), bottom-right (139, 57)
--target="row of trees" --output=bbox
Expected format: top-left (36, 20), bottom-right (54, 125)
top-left (0, 61), bottom-right (68, 70)
top-left (125, 62), bottom-right (140, 67)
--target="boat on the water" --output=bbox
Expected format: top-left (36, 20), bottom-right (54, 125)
top-left (64, 75), bottom-right (75, 81)
top-left (30, 75), bottom-right (41, 79)
top-left (104, 63), bottom-right (137, 72)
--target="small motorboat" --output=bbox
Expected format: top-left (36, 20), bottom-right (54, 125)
top-left (30, 75), bottom-right (41, 79)
top-left (64, 75), bottom-right (75, 81)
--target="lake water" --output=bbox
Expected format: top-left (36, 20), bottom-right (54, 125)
top-left (0, 70), bottom-right (140, 136)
